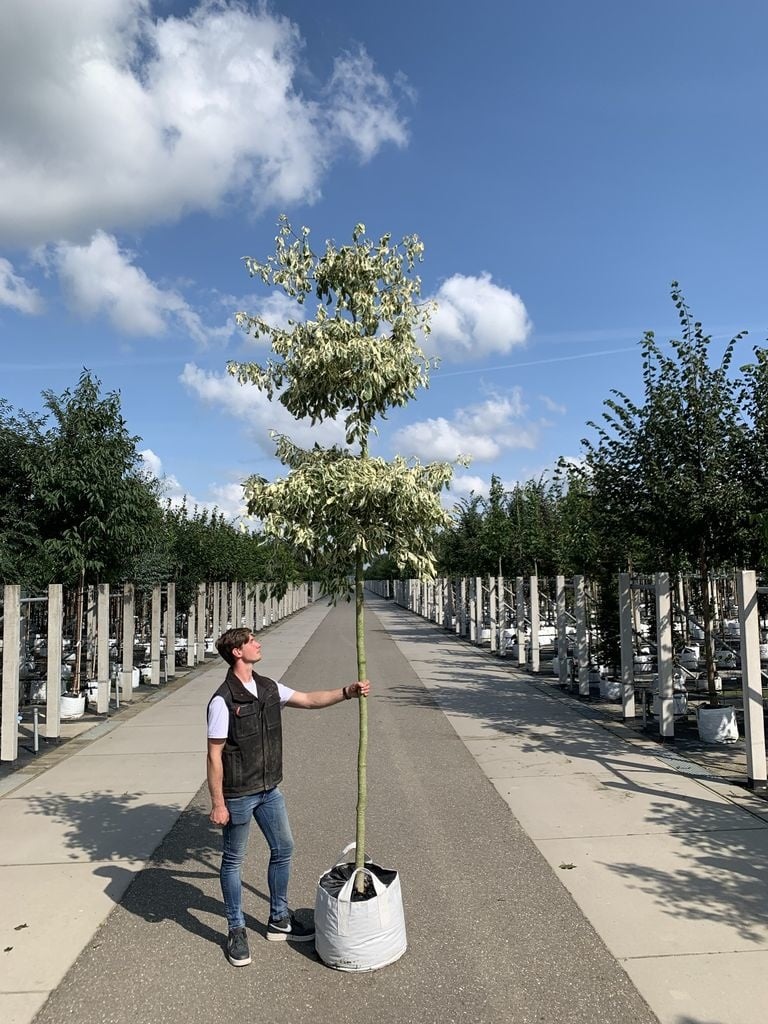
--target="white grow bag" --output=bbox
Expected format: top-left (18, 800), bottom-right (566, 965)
top-left (315, 845), bottom-right (407, 972)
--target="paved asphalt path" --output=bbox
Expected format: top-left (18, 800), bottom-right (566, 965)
top-left (34, 600), bottom-right (657, 1024)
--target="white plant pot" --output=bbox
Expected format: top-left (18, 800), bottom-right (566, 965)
top-left (695, 674), bottom-right (723, 694)
top-left (599, 678), bottom-right (621, 700)
top-left (60, 693), bottom-right (86, 720)
top-left (653, 692), bottom-right (688, 717)
top-left (697, 705), bottom-right (738, 744)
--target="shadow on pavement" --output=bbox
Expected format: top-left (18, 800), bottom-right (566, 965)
top-left (374, 614), bottom-right (768, 947)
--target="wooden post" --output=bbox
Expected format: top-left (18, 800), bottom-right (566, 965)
top-left (1, 586), bottom-right (21, 762)
top-left (46, 584), bottom-right (63, 739)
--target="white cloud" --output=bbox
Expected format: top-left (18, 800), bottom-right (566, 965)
top-left (0, 1), bottom-right (409, 247)
top-left (392, 388), bottom-right (538, 463)
top-left (448, 474), bottom-right (489, 499)
top-left (140, 446), bottom-right (249, 520)
top-left (540, 394), bottom-right (567, 415)
top-left (425, 273), bottom-right (532, 362)
top-left (232, 290), bottom-right (306, 342)
top-left (0, 258), bottom-right (43, 314)
top-left (180, 362), bottom-right (346, 454)
top-left (54, 231), bottom-right (231, 342)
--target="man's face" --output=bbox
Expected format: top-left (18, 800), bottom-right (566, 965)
top-left (236, 634), bottom-right (262, 664)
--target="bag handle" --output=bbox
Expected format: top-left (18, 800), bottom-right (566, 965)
top-left (337, 867), bottom-right (390, 935)
top-left (334, 841), bottom-right (372, 867)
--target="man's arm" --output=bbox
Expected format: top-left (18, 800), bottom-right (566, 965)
top-left (207, 738), bottom-right (230, 825)
top-left (286, 680), bottom-right (370, 710)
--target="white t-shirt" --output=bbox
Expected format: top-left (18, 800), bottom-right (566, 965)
top-left (207, 678), bottom-right (296, 740)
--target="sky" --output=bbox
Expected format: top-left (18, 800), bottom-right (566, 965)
top-left (1, 0), bottom-right (767, 520)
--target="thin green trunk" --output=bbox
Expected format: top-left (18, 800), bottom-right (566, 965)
top-left (354, 549), bottom-right (368, 892)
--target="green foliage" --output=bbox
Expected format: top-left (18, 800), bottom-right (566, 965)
top-left (28, 370), bottom-right (155, 585)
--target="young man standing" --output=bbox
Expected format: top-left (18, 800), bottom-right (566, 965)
top-left (207, 626), bottom-right (370, 967)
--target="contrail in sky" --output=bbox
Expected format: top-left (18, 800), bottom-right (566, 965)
top-left (435, 345), bottom-right (639, 379)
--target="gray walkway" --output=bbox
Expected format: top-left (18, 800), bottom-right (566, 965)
top-left (2, 598), bottom-right (768, 1024)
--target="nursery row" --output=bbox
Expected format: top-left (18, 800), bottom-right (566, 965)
top-left (0, 580), bottom-right (310, 763)
top-left (369, 570), bottom-right (768, 790)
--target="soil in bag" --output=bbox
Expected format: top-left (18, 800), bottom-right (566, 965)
top-left (319, 862), bottom-right (398, 902)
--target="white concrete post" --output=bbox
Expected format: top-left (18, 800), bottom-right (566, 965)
top-left (618, 573), bottom-right (635, 719)
top-left (458, 578), bottom-right (466, 636)
top-left (46, 584), bottom-right (63, 739)
top-left (187, 602), bottom-right (196, 668)
top-left (230, 582), bottom-right (238, 627)
top-left (1, 585), bottom-right (20, 762)
top-left (529, 574), bottom-right (540, 673)
top-left (556, 575), bottom-right (568, 687)
top-left (120, 584), bottom-right (135, 701)
top-left (211, 582), bottom-right (220, 644)
top-left (516, 576), bottom-right (526, 668)
top-left (196, 583), bottom-right (206, 663)
top-left (574, 575), bottom-right (589, 697)
top-left (245, 586), bottom-right (254, 631)
top-left (737, 571), bottom-right (767, 790)
top-left (469, 579), bottom-right (477, 642)
top-left (656, 572), bottom-right (674, 740)
top-left (166, 582), bottom-right (176, 679)
top-left (489, 576), bottom-right (497, 653)
top-left (219, 582), bottom-right (228, 631)
top-left (96, 583), bottom-right (110, 712)
top-left (150, 584), bottom-right (162, 686)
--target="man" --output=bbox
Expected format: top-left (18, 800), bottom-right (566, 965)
top-left (207, 626), bottom-right (370, 967)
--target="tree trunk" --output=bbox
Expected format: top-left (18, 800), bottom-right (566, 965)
top-left (699, 551), bottom-right (718, 707)
top-left (354, 548), bottom-right (368, 893)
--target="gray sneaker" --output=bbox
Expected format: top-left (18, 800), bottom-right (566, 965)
top-left (266, 913), bottom-right (315, 942)
top-left (226, 927), bottom-right (251, 966)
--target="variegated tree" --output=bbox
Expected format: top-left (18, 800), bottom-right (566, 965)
top-left (228, 218), bottom-right (454, 885)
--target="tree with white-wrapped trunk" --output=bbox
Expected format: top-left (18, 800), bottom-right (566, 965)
top-left (228, 217), bottom-right (454, 891)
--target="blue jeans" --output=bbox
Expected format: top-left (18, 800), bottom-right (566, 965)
top-left (220, 787), bottom-right (294, 930)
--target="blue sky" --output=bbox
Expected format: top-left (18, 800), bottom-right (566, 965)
top-left (1, 0), bottom-right (767, 518)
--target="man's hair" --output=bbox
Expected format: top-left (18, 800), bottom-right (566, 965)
top-left (215, 627), bottom-right (253, 666)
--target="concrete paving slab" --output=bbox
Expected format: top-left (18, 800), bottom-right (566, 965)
top-left (0, 791), bottom-right (192, 864)
top-left (1, 859), bottom-right (144, 991)
top-left (1, 991), bottom-right (49, 1024)
top-left (10, 751), bottom-right (203, 797)
top-left (462, 732), bottom-right (661, 777)
top-left (624, 949), bottom-right (768, 1024)
top-left (535, 827), bottom-right (768, 957)
top-left (493, 769), bottom-right (768, 840)
top-left (118, 701), bottom-right (208, 727)
top-left (75, 723), bottom-right (204, 756)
